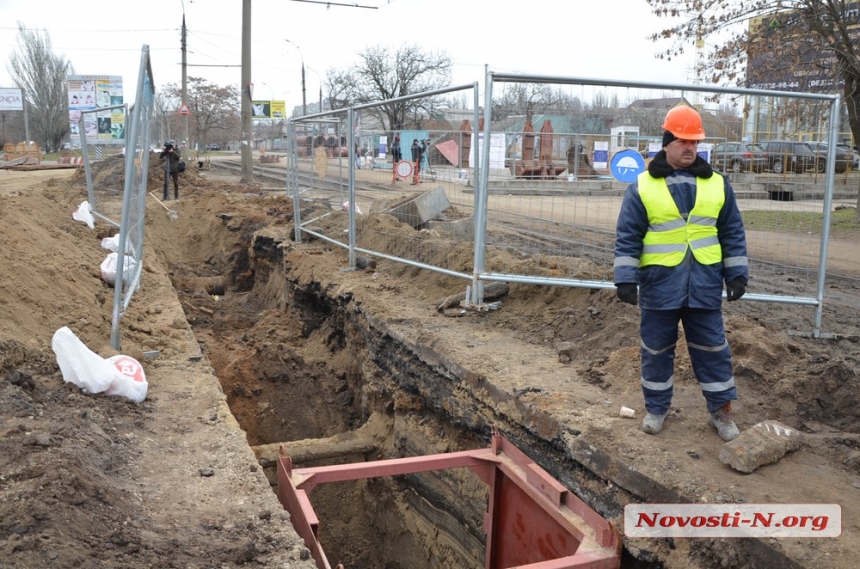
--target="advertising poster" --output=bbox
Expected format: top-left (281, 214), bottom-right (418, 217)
top-left (0, 88), bottom-right (24, 111)
top-left (593, 141), bottom-right (609, 170)
top-left (470, 132), bottom-right (506, 170)
top-left (251, 100), bottom-right (271, 118)
top-left (68, 75), bottom-right (124, 145)
top-left (270, 101), bottom-right (286, 119)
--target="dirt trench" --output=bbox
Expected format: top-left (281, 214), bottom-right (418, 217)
top-left (148, 196), bottom-right (813, 569)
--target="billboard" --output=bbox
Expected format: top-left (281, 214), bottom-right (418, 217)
top-left (746, 6), bottom-right (860, 92)
top-left (251, 100), bottom-right (286, 119)
top-left (0, 88), bottom-right (24, 111)
top-left (68, 75), bottom-right (124, 145)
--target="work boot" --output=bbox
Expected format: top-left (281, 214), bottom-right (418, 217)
top-left (641, 412), bottom-right (666, 435)
top-left (708, 402), bottom-right (740, 441)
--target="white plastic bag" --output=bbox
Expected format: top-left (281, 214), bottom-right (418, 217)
top-left (100, 252), bottom-right (138, 287)
top-left (104, 354), bottom-right (148, 403)
top-left (51, 327), bottom-right (148, 403)
top-left (342, 201), bottom-right (362, 215)
top-left (100, 233), bottom-right (133, 255)
top-left (100, 234), bottom-right (120, 252)
top-left (72, 200), bottom-right (95, 229)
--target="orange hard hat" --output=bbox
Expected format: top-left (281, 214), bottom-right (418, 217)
top-left (662, 106), bottom-right (705, 140)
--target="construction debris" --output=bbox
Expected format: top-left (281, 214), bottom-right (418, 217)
top-left (719, 420), bottom-right (803, 473)
top-left (3, 141), bottom-right (42, 164)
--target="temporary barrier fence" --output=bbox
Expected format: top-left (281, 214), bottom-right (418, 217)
top-left (479, 73), bottom-right (841, 339)
top-left (288, 83), bottom-right (481, 276)
top-left (83, 46), bottom-right (155, 349)
top-left (287, 72), bottom-right (844, 338)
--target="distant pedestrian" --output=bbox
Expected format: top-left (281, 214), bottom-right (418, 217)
top-left (410, 138), bottom-right (427, 184)
top-left (391, 135), bottom-right (402, 163)
top-left (159, 139), bottom-right (182, 200)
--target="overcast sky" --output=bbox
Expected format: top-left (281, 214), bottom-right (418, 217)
top-left (1, 0), bottom-right (696, 111)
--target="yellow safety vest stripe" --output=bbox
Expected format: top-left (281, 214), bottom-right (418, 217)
top-left (638, 173), bottom-right (725, 267)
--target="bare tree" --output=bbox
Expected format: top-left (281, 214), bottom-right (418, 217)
top-left (6, 23), bottom-right (73, 152)
top-left (644, 0), bottom-right (860, 219)
top-left (325, 45), bottom-right (452, 130)
top-left (492, 83), bottom-right (558, 122)
top-left (161, 78), bottom-right (239, 151)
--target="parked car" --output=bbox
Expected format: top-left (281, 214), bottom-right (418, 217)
top-left (838, 144), bottom-right (860, 170)
top-left (120, 145), bottom-right (144, 156)
top-left (761, 140), bottom-right (823, 174)
top-left (205, 143), bottom-right (221, 151)
top-left (711, 142), bottom-right (769, 173)
top-left (806, 141), bottom-right (852, 173)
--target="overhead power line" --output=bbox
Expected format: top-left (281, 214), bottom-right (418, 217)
top-left (288, 0), bottom-right (378, 8)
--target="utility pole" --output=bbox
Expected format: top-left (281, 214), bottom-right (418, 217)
top-left (301, 61), bottom-right (306, 116)
top-left (241, 0), bottom-right (253, 183)
top-left (181, 14), bottom-right (189, 149)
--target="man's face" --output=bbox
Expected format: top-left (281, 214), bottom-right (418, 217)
top-left (664, 138), bottom-right (699, 169)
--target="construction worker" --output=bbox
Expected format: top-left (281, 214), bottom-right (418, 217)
top-left (613, 105), bottom-right (749, 442)
top-left (159, 140), bottom-right (182, 200)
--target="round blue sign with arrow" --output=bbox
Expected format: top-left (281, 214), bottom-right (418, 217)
top-left (610, 149), bottom-right (646, 183)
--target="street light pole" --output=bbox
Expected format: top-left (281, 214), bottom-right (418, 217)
top-left (285, 40), bottom-right (306, 115)
top-left (181, 13), bottom-right (189, 149)
top-left (306, 66), bottom-right (324, 114)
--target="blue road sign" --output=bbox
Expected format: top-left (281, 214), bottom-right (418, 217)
top-left (610, 149), bottom-right (646, 183)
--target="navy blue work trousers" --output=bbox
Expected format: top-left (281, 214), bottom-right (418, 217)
top-left (639, 307), bottom-right (737, 415)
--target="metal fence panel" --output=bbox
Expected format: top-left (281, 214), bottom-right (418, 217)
top-left (286, 73), bottom-right (842, 337)
top-left (108, 46), bottom-right (156, 349)
top-left (288, 84), bottom-right (481, 279)
top-left (480, 73), bottom-right (841, 337)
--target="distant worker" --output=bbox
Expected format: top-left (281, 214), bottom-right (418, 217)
top-left (391, 135), bottom-right (402, 163)
top-left (613, 105), bottom-right (749, 442)
top-left (410, 138), bottom-right (427, 185)
top-left (159, 139), bottom-right (182, 201)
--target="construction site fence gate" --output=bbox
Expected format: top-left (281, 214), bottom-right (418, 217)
top-left (286, 72), bottom-right (843, 339)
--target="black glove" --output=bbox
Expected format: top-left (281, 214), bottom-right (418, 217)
top-left (726, 279), bottom-right (746, 301)
top-left (615, 283), bottom-right (638, 305)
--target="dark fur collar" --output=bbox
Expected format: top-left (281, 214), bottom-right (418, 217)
top-left (647, 150), bottom-right (713, 179)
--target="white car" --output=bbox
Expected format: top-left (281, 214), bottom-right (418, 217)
top-left (121, 145), bottom-right (147, 157)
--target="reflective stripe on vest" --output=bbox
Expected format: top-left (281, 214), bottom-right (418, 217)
top-left (638, 172), bottom-right (725, 267)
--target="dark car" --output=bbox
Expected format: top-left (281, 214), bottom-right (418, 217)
top-left (711, 142), bottom-right (769, 173)
top-left (761, 140), bottom-right (823, 174)
top-left (806, 141), bottom-right (851, 173)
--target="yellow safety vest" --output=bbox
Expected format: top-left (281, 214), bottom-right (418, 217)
top-left (638, 172), bottom-right (725, 267)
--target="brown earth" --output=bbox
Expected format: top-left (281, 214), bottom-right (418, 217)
top-left (1, 156), bottom-right (860, 568)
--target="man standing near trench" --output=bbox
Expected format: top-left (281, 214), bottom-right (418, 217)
top-left (613, 105), bottom-right (749, 442)
top-left (159, 139), bottom-right (182, 201)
